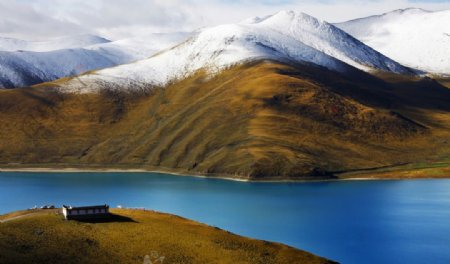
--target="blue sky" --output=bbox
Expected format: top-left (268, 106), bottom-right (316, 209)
top-left (1, 0), bottom-right (449, 40)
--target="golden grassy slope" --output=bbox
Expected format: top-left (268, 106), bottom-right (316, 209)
top-left (435, 76), bottom-right (450, 89)
top-left (0, 61), bottom-right (449, 179)
top-left (0, 209), bottom-right (335, 264)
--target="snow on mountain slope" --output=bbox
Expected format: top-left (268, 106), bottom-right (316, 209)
top-left (86, 32), bottom-right (192, 62)
top-left (63, 11), bottom-right (413, 93)
top-left (336, 8), bottom-right (450, 75)
top-left (245, 11), bottom-right (410, 73)
top-left (0, 34), bottom-right (111, 52)
top-left (0, 32), bottom-right (191, 88)
top-left (0, 49), bottom-right (120, 88)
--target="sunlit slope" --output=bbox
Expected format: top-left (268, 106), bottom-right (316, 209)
top-left (0, 61), bottom-right (449, 179)
top-left (0, 209), bottom-right (335, 264)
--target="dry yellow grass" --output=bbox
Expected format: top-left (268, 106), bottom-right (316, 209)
top-left (435, 77), bottom-right (450, 89)
top-left (0, 209), bottom-right (335, 264)
top-left (341, 166), bottom-right (450, 179)
top-left (0, 60), bottom-right (449, 179)
top-left (338, 161), bottom-right (450, 179)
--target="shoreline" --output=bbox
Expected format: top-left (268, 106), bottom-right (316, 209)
top-left (0, 167), bottom-right (254, 182)
top-left (1, 165), bottom-right (449, 183)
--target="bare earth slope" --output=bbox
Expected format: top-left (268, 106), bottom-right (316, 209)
top-left (0, 209), bottom-right (335, 264)
top-left (0, 61), bottom-right (449, 179)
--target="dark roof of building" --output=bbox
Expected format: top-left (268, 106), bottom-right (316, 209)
top-left (62, 205), bottom-right (109, 210)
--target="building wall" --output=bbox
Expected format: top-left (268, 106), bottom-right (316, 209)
top-left (63, 207), bottom-right (109, 219)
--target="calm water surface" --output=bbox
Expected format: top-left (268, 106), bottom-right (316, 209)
top-left (0, 172), bottom-right (449, 264)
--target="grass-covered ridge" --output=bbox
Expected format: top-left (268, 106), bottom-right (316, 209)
top-left (0, 209), bottom-right (335, 264)
top-left (0, 60), bottom-right (449, 179)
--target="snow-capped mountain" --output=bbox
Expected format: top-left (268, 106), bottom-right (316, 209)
top-left (0, 34), bottom-right (111, 52)
top-left (0, 49), bottom-right (126, 88)
top-left (0, 33), bottom-right (191, 88)
top-left (63, 11), bottom-right (413, 93)
top-left (336, 8), bottom-right (450, 75)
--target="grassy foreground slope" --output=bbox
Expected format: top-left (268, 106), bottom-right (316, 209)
top-left (0, 60), bottom-right (449, 179)
top-left (0, 209), bottom-right (335, 264)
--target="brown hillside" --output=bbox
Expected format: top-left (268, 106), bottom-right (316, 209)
top-left (0, 61), bottom-right (449, 179)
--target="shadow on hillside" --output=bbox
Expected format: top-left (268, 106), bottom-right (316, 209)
top-left (71, 213), bottom-right (137, 223)
top-left (390, 77), bottom-right (450, 111)
top-left (274, 59), bottom-right (450, 112)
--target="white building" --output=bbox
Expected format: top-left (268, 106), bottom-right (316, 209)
top-left (62, 205), bottom-right (110, 220)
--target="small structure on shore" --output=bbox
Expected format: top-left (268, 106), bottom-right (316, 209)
top-left (41, 205), bottom-right (55, 209)
top-left (62, 205), bottom-right (110, 220)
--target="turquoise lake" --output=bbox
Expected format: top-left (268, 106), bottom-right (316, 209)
top-left (0, 172), bottom-right (449, 263)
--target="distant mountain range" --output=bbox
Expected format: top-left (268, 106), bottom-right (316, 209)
top-left (0, 33), bottom-right (191, 88)
top-left (1, 9), bottom-right (449, 89)
top-left (336, 8), bottom-right (450, 75)
top-left (0, 9), bottom-right (449, 180)
top-left (0, 34), bottom-right (110, 52)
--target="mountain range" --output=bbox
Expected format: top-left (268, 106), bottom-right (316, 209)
top-left (60, 10), bottom-right (415, 93)
top-left (0, 9), bottom-right (449, 180)
top-left (0, 33), bottom-right (191, 88)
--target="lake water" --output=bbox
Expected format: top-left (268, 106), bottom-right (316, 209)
top-left (0, 172), bottom-right (449, 263)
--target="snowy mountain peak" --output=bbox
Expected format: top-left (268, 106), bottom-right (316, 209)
top-left (241, 10), bottom-right (324, 28)
top-left (259, 10), bottom-right (322, 26)
top-left (388, 7), bottom-right (430, 15)
top-left (249, 10), bottom-right (411, 73)
top-left (60, 11), bottom-right (413, 93)
top-left (336, 8), bottom-right (450, 74)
